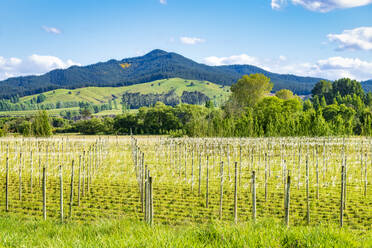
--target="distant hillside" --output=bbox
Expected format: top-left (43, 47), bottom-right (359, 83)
top-left (20, 78), bottom-right (230, 106)
top-left (0, 50), bottom-right (325, 98)
top-left (362, 80), bottom-right (372, 92)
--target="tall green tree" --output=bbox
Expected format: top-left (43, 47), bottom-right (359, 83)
top-left (230, 74), bottom-right (273, 109)
top-left (312, 80), bottom-right (333, 104)
top-left (32, 110), bottom-right (52, 137)
top-left (275, 89), bottom-right (294, 100)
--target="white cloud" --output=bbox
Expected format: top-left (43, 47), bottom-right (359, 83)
top-left (204, 54), bottom-right (260, 66)
top-left (272, 0), bottom-right (372, 12)
top-left (160, 0), bottom-right (167, 4)
top-left (42, 26), bottom-right (61, 34)
top-left (272, 0), bottom-right (287, 9)
top-left (328, 27), bottom-right (372, 51)
top-left (0, 55), bottom-right (80, 80)
top-left (203, 54), bottom-right (372, 81)
top-left (274, 57), bottom-right (372, 81)
top-left (180, 37), bottom-right (205, 45)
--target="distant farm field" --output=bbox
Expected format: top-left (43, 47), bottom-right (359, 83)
top-left (20, 78), bottom-right (230, 105)
top-left (0, 136), bottom-right (370, 231)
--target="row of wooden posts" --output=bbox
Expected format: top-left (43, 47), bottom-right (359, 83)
top-left (4, 150), bottom-right (97, 222)
top-left (132, 137), bottom-right (154, 225)
top-left (132, 138), bottom-right (350, 227)
top-left (1, 137), bottom-right (355, 227)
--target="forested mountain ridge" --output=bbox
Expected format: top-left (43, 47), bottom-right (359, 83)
top-left (0, 49), bottom-right (371, 99)
top-left (362, 80), bottom-right (372, 92)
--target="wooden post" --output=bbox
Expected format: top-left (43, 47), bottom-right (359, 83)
top-left (306, 156), bottom-right (310, 225)
top-left (316, 147), bottom-right (319, 200)
top-left (178, 144), bottom-right (181, 178)
top-left (191, 148), bottom-right (194, 191)
top-left (43, 167), bottom-right (46, 220)
top-left (365, 152), bottom-right (368, 197)
top-left (199, 151), bottom-right (202, 195)
top-left (19, 152), bottom-right (22, 201)
top-left (30, 151), bottom-right (33, 194)
top-left (206, 156), bottom-right (209, 208)
top-left (144, 166), bottom-right (148, 222)
top-left (78, 155), bottom-right (81, 206)
top-left (149, 175), bottom-right (153, 225)
top-left (323, 140), bottom-right (326, 183)
top-left (340, 165), bottom-right (345, 228)
top-left (265, 153), bottom-right (268, 202)
top-left (219, 161), bottom-right (224, 220)
top-left (227, 145), bottom-right (230, 181)
top-left (87, 149), bottom-right (91, 194)
top-left (234, 162), bottom-right (238, 224)
top-left (82, 151), bottom-right (85, 197)
top-left (39, 151), bottom-right (41, 187)
top-left (344, 157), bottom-right (347, 210)
top-left (285, 171), bottom-right (291, 227)
top-left (5, 157), bottom-right (9, 212)
top-left (60, 165), bottom-right (64, 223)
top-left (239, 144), bottom-right (242, 187)
top-left (69, 160), bottom-right (74, 218)
top-left (141, 153), bottom-right (144, 213)
top-left (252, 170), bottom-right (256, 222)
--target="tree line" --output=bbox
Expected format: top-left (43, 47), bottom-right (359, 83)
top-left (1, 74), bottom-right (371, 137)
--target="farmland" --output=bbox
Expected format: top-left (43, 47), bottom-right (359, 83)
top-left (0, 78), bottom-right (230, 118)
top-left (19, 78), bottom-right (229, 106)
top-left (0, 136), bottom-right (370, 230)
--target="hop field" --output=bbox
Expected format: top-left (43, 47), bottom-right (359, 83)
top-left (0, 136), bottom-right (371, 230)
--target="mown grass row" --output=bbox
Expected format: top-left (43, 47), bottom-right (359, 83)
top-left (0, 214), bottom-right (371, 248)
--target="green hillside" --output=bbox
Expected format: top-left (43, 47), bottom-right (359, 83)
top-left (21, 78), bottom-right (230, 106)
top-left (0, 78), bottom-right (229, 117)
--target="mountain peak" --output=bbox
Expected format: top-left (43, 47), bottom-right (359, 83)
top-left (144, 49), bottom-right (169, 57)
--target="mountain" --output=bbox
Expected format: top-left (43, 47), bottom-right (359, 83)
top-left (362, 80), bottom-right (372, 92)
top-left (0, 49), bottom-right (324, 99)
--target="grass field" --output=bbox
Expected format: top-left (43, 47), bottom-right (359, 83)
top-left (0, 136), bottom-right (370, 247)
top-left (20, 78), bottom-right (230, 106)
top-left (0, 107), bottom-right (80, 118)
top-left (0, 215), bottom-right (371, 247)
top-left (0, 107), bottom-right (136, 117)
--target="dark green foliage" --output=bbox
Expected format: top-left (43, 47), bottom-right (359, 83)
top-left (333, 78), bottom-right (365, 99)
top-left (37, 94), bottom-right (46, 103)
top-left (181, 91), bottom-right (210, 105)
top-left (121, 90), bottom-right (210, 109)
top-left (74, 118), bottom-right (105, 135)
top-left (311, 80), bottom-right (333, 104)
top-left (32, 110), bottom-right (52, 137)
top-left (122, 90), bottom-right (180, 109)
top-left (18, 120), bottom-right (33, 136)
top-left (205, 100), bottom-right (214, 109)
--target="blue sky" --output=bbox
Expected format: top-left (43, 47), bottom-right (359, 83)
top-left (1, 0), bottom-right (372, 81)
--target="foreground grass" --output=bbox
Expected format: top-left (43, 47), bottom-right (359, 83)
top-left (0, 216), bottom-right (371, 248)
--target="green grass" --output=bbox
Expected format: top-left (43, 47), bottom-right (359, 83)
top-left (0, 215), bottom-right (370, 248)
top-left (20, 78), bottom-right (230, 106)
top-left (0, 106), bottom-right (137, 117)
top-left (0, 107), bottom-right (80, 117)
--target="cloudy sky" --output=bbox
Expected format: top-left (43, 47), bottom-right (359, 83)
top-left (1, 0), bottom-right (372, 81)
